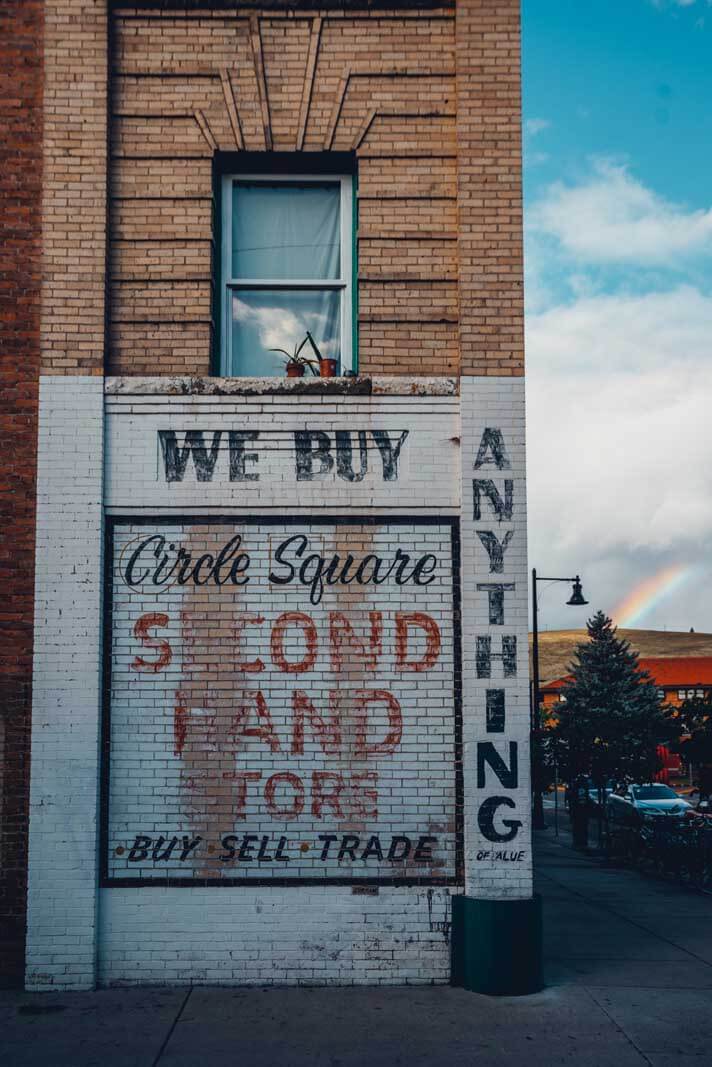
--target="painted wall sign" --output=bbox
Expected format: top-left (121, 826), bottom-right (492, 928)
top-left (104, 517), bottom-right (460, 885)
top-left (473, 425), bottom-right (523, 851)
top-left (459, 375), bottom-right (532, 897)
top-left (102, 397), bottom-right (460, 514)
top-left (157, 429), bottom-right (410, 484)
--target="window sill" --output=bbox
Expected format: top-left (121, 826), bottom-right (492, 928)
top-left (104, 376), bottom-right (459, 397)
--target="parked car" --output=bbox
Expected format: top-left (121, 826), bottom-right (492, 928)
top-left (587, 781), bottom-right (615, 813)
top-left (606, 783), bottom-right (692, 825)
top-left (564, 778), bottom-right (614, 814)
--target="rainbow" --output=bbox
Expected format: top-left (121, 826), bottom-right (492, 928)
top-left (612, 564), bottom-right (697, 629)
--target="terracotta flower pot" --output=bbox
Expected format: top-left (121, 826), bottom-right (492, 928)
top-left (319, 358), bottom-right (338, 378)
top-left (286, 363), bottom-right (306, 378)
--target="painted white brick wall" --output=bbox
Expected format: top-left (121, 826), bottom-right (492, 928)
top-left (106, 519), bottom-right (459, 884)
top-left (99, 886), bottom-right (453, 986)
top-left (26, 376), bottom-right (104, 991)
top-left (460, 377), bottom-right (532, 899)
top-left (104, 394), bottom-right (459, 514)
top-left (100, 390), bottom-right (461, 985)
top-left (27, 380), bottom-right (533, 988)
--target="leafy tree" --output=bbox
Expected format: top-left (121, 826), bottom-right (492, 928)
top-left (548, 611), bottom-right (672, 790)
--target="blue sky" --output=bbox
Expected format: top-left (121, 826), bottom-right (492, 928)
top-left (524, 0), bottom-right (712, 207)
top-left (521, 0), bottom-right (712, 632)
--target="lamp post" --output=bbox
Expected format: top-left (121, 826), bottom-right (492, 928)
top-left (531, 569), bottom-right (588, 830)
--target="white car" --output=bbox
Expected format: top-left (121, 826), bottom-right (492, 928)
top-left (606, 784), bottom-right (692, 824)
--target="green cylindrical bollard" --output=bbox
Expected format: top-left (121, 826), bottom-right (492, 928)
top-left (451, 894), bottom-right (543, 996)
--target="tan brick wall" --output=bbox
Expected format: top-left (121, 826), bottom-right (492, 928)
top-left (108, 6), bottom-right (464, 377)
top-left (39, 1), bottom-right (524, 379)
top-left (455, 0), bottom-right (525, 376)
top-left (41, 0), bottom-right (108, 375)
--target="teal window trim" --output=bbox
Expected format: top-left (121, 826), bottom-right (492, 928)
top-left (352, 169), bottom-right (359, 373)
top-left (211, 160), bottom-right (222, 375)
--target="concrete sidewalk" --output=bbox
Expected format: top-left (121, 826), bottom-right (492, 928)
top-left (2, 831), bottom-right (712, 1066)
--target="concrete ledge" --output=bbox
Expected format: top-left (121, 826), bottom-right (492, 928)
top-left (451, 894), bottom-right (543, 996)
top-left (104, 376), bottom-right (459, 398)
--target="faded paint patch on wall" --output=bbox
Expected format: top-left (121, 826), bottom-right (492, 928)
top-left (105, 518), bottom-right (459, 883)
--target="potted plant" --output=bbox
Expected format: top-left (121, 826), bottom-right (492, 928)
top-left (305, 331), bottom-right (338, 378)
top-left (270, 336), bottom-right (319, 378)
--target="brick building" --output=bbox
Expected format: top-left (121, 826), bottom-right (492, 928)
top-left (2, 0), bottom-right (537, 993)
top-left (542, 658), bottom-right (712, 710)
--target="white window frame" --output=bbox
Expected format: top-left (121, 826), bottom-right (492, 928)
top-left (220, 173), bottom-right (353, 376)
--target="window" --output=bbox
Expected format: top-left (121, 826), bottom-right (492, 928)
top-left (220, 175), bottom-right (353, 376)
top-left (632, 785), bottom-right (677, 800)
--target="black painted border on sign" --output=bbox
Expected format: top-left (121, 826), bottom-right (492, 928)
top-left (100, 514), bottom-right (463, 889)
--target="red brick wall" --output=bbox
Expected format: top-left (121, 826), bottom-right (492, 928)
top-left (0, 0), bottom-right (42, 987)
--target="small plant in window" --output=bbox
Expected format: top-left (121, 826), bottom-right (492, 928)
top-left (270, 336), bottom-right (319, 378)
top-left (305, 331), bottom-right (338, 378)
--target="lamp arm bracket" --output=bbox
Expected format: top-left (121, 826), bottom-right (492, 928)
top-left (536, 576), bottom-right (579, 584)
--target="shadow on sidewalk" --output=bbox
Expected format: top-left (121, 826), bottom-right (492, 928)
top-left (2, 836), bottom-right (712, 1066)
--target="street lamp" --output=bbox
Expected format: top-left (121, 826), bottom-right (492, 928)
top-left (531, 569), bottom-right (588, 830)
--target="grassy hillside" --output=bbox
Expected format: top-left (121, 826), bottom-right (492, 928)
top-left (532, 629), bottom-right (712, 684)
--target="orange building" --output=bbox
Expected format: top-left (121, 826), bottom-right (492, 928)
top-left (541, 657), bottom-right (712, 710)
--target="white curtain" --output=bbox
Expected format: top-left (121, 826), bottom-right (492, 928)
top-left (229, 182), bottom-right (342, 376)
top-left (231, 182), bottom-right (340, 280)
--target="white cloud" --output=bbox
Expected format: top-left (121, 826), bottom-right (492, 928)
top-left (525, 151), bottom-right (550, 169)
top-left (526, 286), bottom-right (712, 613)
top-left (528, 285), bottom-right (712, 376)
top-left (524, 143), bottom-right (712, 630)
top-left (525, 117), bottom-right (551, 137)
top-left (233, 299), bottom-right (303, 354)
top-left (232, 298), bottom-right (337, 357)
top-left (528, 159), bottom-right (712, 265)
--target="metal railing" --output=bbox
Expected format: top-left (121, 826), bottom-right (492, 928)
top-left (603, 815), bottom-right (712, 891)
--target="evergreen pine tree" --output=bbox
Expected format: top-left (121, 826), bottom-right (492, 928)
top-left (551, 611), bottom-right (669, 788)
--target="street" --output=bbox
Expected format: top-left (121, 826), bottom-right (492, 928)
top-left (2, 827), bottom-right (712, 1066)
